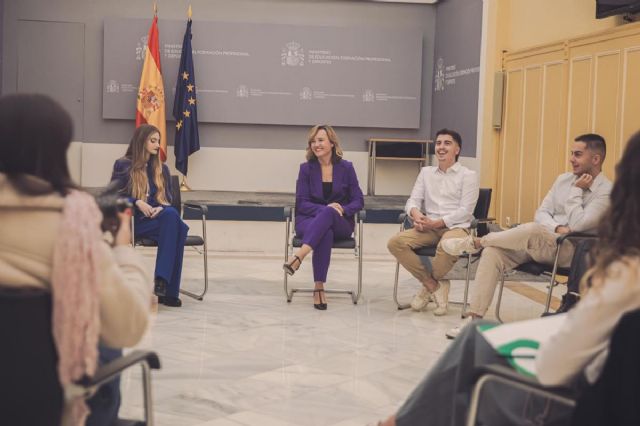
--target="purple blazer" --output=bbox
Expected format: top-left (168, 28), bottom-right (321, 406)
top-left (295, 159), bottom-right (364, 229)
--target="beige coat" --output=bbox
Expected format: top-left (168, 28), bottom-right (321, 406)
top-left (0, 173), bottom-right (152, 349)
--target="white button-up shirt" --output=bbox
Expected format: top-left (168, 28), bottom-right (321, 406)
top-left (534, 172), bottom-right (612, 234)
top-left (405, 162), bottom-right (479, 229)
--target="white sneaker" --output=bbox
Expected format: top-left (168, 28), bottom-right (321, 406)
top-left (432, 280), bottom-right (450, 316)
top-left (441, 236), bottom-right (481, 256)
top-left (446, 315), bottom-right (474, 339)
top-left (410, 287), bottom-right (431, 311)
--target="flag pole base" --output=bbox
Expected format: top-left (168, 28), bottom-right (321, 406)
top-left (180, 175), bottom-right (192, 192)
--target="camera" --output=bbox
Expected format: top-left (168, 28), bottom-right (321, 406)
top-left (95, 182), bottom-right (133, 235)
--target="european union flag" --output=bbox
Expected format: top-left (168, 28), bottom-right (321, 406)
top-left (173, 18), bottom-right (200, 176)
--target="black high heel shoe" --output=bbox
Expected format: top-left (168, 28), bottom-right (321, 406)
top-left (313, 289), bottom-right (327, 310)
top-left (283, 255), bottom-right (302, 276)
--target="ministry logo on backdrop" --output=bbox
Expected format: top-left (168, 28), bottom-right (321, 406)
top-left (362, 89), bottom-right (375, 103)
top-left (135, 35), bottom-right (149, 61)
top-left (236, 85), bottom-right (249, 98)
top-left (106, 80), bottom-right (120, 93)
top-left (435, 57), bottom-right (445, 92)
top-left (300, 87), bottom-right (312, 100)
top-left (281, 41), bottom-right (305, 66)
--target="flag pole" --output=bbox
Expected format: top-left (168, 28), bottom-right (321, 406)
top-left (180, 174), bottom-right (192, 192)
top-left (180, 4), bottom-right (194, 192)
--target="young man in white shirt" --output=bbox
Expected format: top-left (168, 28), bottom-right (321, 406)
top-left (387, 129), bottom-right (479, 315)
top-left (443, 133), bottom-right (612, 338)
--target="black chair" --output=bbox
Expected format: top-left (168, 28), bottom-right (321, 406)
top-left (392, 188), bottom-right (493, 312)
top-left (555, 238), bottom-right (596, 314)
top-left (132, 175), bottom-right (209, 301)
top-left (283, 206), bottom-right (366, 304)
top-left (466, 309), bottom-right (640, 426)
top-left (492, 232), bottom-right (597, 322)
top-left (0, 286), bottom-right (161, 426)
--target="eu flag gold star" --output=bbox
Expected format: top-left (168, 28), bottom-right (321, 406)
top-left (187, 84), bottom-right (194, 92)
top-left (182, 71), bottom-right (189, 80)
top-left (183, 110), bottom-right (191, 118)
top-left (176, 120), bottom-right (183, 130)
top-left (188, 97), bottom-right (196, 105)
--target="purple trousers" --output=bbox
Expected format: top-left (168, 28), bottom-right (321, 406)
top-left (296, 206), bottom-right (354, 283)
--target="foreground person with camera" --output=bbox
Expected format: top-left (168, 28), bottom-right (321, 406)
top-left (110, 124), bottom-right (189, 307)
top-left (0, 94), bottom-right (152, 425)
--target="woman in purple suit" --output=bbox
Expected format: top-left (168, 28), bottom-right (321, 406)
top-left (283, 125), bottom-right (364, 310)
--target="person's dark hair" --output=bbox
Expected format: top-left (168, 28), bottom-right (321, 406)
top-left (575, 133), bottom-right (606, 164)
top-left (0, 93), bottom-right (76, 195)
top-left (435, 128), bottom-right (462, 161)
top-left (583, 131), bottom-right (640, 292)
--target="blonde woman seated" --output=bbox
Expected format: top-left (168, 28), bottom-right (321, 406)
top-left (283, 125), bottom-right (364, 310)
top-left (110, 124), bottom-right (189, 307)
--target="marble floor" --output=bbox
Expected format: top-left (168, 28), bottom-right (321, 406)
top-left (118, 250), bottom-right (562, 426)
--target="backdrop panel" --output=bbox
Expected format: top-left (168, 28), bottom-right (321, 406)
top-left (103, 18), bottom-right (423, 129)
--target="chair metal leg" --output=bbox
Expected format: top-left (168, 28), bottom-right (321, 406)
top-left (495, 273), bottom-right (506, 323)
top-left (131, 215), bottom-right (136, 248)
top-left (543, 244), bottom-right (563, 315)
top-left (352, 218), bottom-right (364, 304)
top-left (460, 253), bottom-right (472, 317)
top-left (179, 212), bottom-right (208, 301)
top-left (142, 361), bottom-right (154, 426)
top-left (285, 216), bottom-right (364, 305)
top-left (393, 260), bottom-right (411, 310)
top-left (283, 217), bottom-right (293, 302)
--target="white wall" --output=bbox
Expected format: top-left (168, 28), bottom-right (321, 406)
top-left (69, 141), bottom-right (481, 194)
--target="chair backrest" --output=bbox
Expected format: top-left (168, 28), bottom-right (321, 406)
top-left (571, 309), bottom-right (640, 425)
top-left (0, 287), bottom-right (63, 424)
top-left (474, 188), bottom-right (492, 237)
top-left (169, 175), bottom-right (182, 212)
top-left (566, 239), bottom-right (596, 297)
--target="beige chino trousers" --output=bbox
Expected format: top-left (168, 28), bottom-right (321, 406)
top-left (387, 227), bottom-right (470, 284)
top-left (469, 222), bottom-right (575, 316)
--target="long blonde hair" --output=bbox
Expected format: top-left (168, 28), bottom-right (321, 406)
top-left (305, 124), bottom-right (343, 164)
top-left (125, 124), bottom-right (168, 205)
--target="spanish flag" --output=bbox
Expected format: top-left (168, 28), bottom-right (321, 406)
top-left (136, 15), bottom-right (167, 162)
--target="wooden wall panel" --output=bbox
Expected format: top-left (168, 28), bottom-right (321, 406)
top-left (498, 69), bottom-right (524, 226)
top-left (539, 62), bottom-right (567, 203)
top-left (620, 47), bottom-right (640, 158)
top-left (519, 66), bottom-right (543, 222)
top-left (566, 56), bottom-right (593, 170)
top-left (496, 23), bottom-right (640, 228)
top-left (593, 51), bottom-right (621, 179)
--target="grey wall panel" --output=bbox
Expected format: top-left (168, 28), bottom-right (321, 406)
top-left (104, 19), bottom-right (423, 129)
top-left (17, 20), bottom-right (84, 139)
top-left (1, 0), bottom-right (436, 151)
top-left (431, 0), bottom-right (482, 158)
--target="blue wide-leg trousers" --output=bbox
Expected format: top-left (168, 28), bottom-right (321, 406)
top-left (134, 207), bottom-right (189, 297)
top-left (296, 206), bottom-right (354, 283)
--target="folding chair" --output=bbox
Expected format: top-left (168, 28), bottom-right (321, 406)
top-left (132, 175), bottom-right (209, 301)
top-left (0, 286), bottom-right (161, 426)
top-left (466, 309), bottom-right (640, 426)
top-left (492, 232), bottom-right (597, 322)
top-left (282, 206), bottom-right (366, 304)
top-left (392, 188), bottom-right (493, 312)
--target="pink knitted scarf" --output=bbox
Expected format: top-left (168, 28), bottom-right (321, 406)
top-left (51, 190), bottom-right (103, 425)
